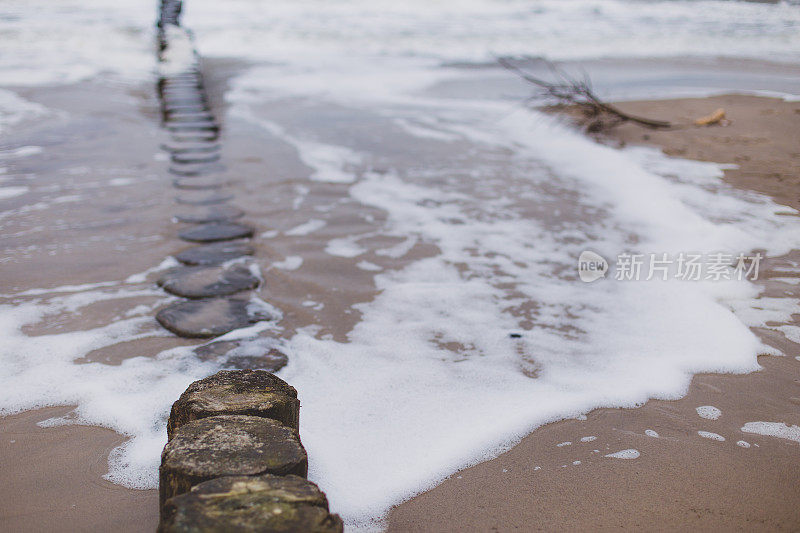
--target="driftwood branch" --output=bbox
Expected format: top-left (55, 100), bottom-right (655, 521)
top-left (499, 57), bottom-right (672, 131)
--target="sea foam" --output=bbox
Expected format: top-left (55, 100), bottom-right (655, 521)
top-left (218, 46), bottom-right (800, 528)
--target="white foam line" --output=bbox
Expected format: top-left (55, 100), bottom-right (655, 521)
top-left (772, 277), bottom-right (800, 285)
top-left (392, 118), bottom-right (462, 142)
top-left (0, 146), bottom-right (43, 160)
top-left (10, 280), bottom-right (121, 297)
top-left (376, 236), bottom-right (418, 259)
top-left (272, 256), bottom-right (303, 271)
top-left (230, 107), bottom-right (362, 184)
top-left (325, 238), bottom-right (367, 258)
top-left (285, 218), bottom-right (326, 236)
top-left (0, 186), bottom-right (29, 200)
top-left (356, 261), bottom-right (382, 272)
top-left (125, 257), bottom-right (180, 284)
top-left (605, 449), bottom-right (640, 459)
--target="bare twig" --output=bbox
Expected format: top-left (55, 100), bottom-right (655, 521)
top-left (499, 57), bottom-right (672, 130)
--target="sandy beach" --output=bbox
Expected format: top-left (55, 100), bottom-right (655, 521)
top-left (2, 0), bottom-right (800, 530)
top-left (3, 83), bottom-right (798, 531)
top-left (389, 94), bottom-right (800, 531)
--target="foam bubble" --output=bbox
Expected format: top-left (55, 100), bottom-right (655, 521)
top-left (698, 431), bottom-right (726, 442)
top-left (741, 422), bottom-right (800, 444)
top-left (325, 238), bottom-right (366, 258)
top-left (696, 406), bottom-right (722, 420)
top-left (273, 256), bottom-right (303, 271)
top-left (356, 261), bottom-right (382, 272)
top-left (604, 449), bottom-right (640, 460)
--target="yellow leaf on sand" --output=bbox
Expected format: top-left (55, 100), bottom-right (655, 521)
top-left (694, 108), bottom-right (726, 126)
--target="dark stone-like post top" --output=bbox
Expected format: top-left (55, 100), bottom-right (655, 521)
top-left (159, 474), bottom-right (344, 533)
top-left (167, 369), bottom-right (300, 439)
top-left (159, 415), bottom-right (308, 512)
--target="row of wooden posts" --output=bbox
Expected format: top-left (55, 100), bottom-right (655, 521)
top-left (158, 370), bottom-right (344, 532)
top-left (154, 1), bottom-right (343, 530)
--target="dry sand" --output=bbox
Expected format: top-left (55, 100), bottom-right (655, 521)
top-left (389, 94), bottom-right (800, 532)
top-left (601, 94), bottom-right (800, 212)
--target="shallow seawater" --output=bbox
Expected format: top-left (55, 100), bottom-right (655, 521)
top-left (222, 71), bottom-right (800, 529)
top-left (1, 0), bottom-right (800, 530)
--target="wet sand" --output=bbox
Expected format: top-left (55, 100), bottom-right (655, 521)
top-left (389, 94), bottom-right (800, 531)
top-left (0, 408), bottom-right (158, 532)
top-left (389, 355), bottom-right (800, 531)
top-left (0, 78), bottom-right (173, 532)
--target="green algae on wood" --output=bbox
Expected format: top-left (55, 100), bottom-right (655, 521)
top-left (159, 415), bottom-right (307, 512)
top-left (167, 370), bottom-right (299, 439)
top-left (159, 474), bottom-right (343, 533)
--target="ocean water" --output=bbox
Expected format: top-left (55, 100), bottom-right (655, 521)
top-left (2, 0), bottom-right (800, 530)
top-left (185, 0), bottom-right (800, 63)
